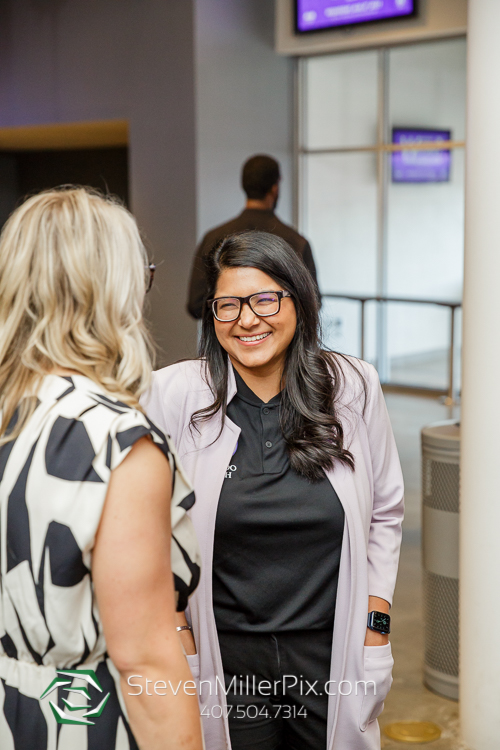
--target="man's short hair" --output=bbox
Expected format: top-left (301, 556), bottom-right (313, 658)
top-left (241, 155), bottom-right (281, 200)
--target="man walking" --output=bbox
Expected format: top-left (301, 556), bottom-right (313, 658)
top-left (187, 154), bottom-right (318, 319)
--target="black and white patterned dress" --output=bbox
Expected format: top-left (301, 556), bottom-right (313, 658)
top-left (0, 374), bottom-right (201, 750)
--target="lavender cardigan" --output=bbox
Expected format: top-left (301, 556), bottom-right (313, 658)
top-left (143, 357), bottom-right (404, 750)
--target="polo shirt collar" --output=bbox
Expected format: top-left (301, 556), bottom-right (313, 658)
top-left (230, 365), bottom-right (281, 408)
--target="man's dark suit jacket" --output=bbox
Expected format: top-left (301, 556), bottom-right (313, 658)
top-left (187, 208), bottom-right (318, 319)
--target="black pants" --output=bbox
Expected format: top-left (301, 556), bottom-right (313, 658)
top-left (218, 630), bottom-right (333, 750)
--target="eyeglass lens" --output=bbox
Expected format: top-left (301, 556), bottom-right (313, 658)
top-left (214, 292), bottom-right (280, 321)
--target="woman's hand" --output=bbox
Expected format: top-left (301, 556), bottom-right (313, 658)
top-left (364, 595), bottom-right (390, 647)
top-left (176, 612), bottom-right (197, 655)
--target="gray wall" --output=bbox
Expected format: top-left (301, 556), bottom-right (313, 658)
top-left (195, 0), bottom-right (294, 237)
top-left (0, 0), bottom-right (294, 363)
top-left (0, 0), bottom-right (198, 365)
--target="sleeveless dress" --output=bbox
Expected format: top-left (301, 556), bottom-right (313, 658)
top-left (0, 374), bottom-right (201, 750)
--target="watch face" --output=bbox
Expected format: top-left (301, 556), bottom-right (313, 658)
top-left (371, 612), bottom-right (390, 632)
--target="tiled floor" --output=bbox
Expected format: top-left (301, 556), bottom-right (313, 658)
top-left (380, 392), bottom-right (465, 749)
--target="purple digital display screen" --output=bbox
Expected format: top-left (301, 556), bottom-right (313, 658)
top-left (296, 0), bottom-right (415, 32)
top-left (392, 129), bottom-right (451, 183)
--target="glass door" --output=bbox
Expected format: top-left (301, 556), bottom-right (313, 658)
top-left (299, 38), bottom-right (466, 395)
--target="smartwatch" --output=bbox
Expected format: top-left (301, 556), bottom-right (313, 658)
top-left (367, 610), bottom-right (391, 635)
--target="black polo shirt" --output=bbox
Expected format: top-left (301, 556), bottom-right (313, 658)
top-left (212, 370), bottom-right (345, 633)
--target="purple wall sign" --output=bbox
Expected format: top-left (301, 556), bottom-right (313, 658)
top-left (392, 128), bottom-right (451, 183)
top-left (296, 0), bottom-right (415, 32)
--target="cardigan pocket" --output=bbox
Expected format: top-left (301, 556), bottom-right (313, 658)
top-left (186, 653), bottom-right (200, 681)
top-left (359, 643), bottom-right (394, 731)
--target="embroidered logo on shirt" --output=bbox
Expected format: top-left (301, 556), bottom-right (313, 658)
top-left (225, 464), bottom-right (237, 479)
top-left (225, 440), bottom-right (238, 478)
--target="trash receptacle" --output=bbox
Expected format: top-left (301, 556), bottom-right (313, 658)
top-left (421, 420), bottom-right (460, 701)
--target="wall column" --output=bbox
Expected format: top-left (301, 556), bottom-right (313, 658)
top-left (460, 1), bottom-right (500, 747)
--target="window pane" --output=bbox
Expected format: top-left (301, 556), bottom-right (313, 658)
top-left (304, 50), bottom-right (378, 149)
top-left (386, 148), bottom-right (464, 300)
top-left (321, 298), bottom-right (361, 357)
top-left (386, 303), bottom-right (450, 391)
top-left (321, 298), bottom-right (377, 363)
top-left (303, 152), bottom-right (378, 297)
top-left (388, 39), bottom-right (466, 141)
top-left (384, 38), bottom-right (465, 390)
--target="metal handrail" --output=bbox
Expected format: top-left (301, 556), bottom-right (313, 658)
top-left (302, 139), bottom-right (465, 157)
top-left (321, 293), bottom-right (462, 404)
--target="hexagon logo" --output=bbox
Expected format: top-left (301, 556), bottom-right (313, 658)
top-left (40, 669), bottom-right (110, 725)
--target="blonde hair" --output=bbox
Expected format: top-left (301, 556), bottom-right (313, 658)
top-left (0, 187), bottom-right (154, 444)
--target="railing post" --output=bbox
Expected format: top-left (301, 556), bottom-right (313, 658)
top-left (444, 305), bottom-right (456, 406)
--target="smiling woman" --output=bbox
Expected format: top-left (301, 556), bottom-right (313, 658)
top-left (191, 232), bottom-right (360, 480)
top-left (209, 269), bottom-right (297, 401)
top-left (143, 230), bottom-right (404, 750)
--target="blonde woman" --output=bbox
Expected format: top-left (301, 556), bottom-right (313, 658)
top-left (0, 189), bottom-right (203, 750)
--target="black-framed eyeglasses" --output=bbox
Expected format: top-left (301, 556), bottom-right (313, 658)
top-left (145, 263), bottom-right (156, 293)
top-left (207, 290), bottom-right (292, 322)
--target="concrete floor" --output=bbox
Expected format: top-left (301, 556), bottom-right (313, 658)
top-left (380, 392), bottom-right (465, 749)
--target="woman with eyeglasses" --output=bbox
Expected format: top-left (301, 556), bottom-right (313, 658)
top-left (0, 188), bottom-right (202, 750)
top-left (144, 231), bottom-right (404, 750)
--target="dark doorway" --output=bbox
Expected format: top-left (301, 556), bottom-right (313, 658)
top-left (0, 146), bottom-right (128, 227)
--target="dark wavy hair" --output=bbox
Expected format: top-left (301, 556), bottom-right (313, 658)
top-left (191, 231), bottom-right (367, 481)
